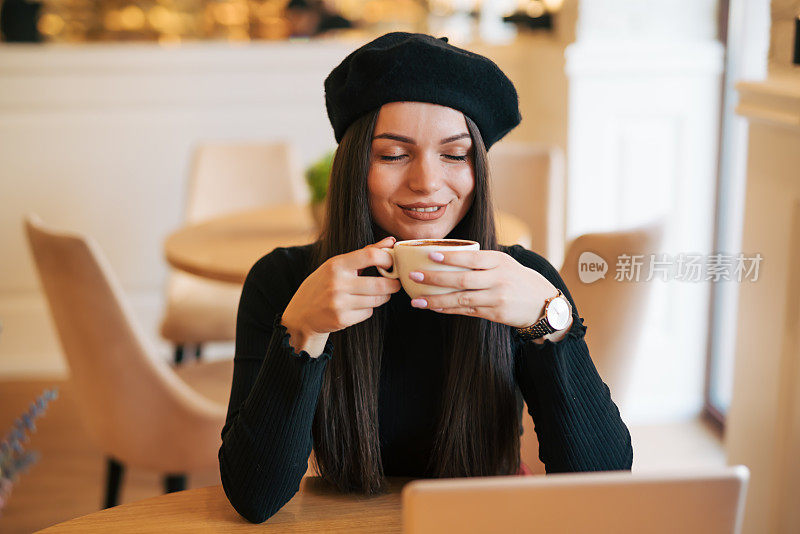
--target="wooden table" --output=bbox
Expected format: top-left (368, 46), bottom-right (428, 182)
top-left (38, 477), bottom-right (411, 533)
top-left (164, 204), bottom-right (533, 284)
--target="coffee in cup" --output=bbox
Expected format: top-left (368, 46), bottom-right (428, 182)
top-left (376, 238), bottom-right (480, 299)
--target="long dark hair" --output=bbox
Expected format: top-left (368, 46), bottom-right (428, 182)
top-left (310, 108), bottom-right (519, 495)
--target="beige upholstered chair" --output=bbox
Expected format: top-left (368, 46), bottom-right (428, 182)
top-left (518, 220), bottom-right (664, 474)
top-left (160, 140), bottom-right (309, 363)
top-left (520, 416), bottom-right (546, 475)
top-left (487, 141), bottom-right (564, 476)
top-left (558, 220), bottom-right (665, 407)
top-left (24, 213), bottom-right (231, 508)
top-left (489, 141), bottom-right (566, 268)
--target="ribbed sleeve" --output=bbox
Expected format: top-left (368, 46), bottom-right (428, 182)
top-left (507, 245), bottom-right (634, 473)
top-left (218, 250), bottom-right (334, 524)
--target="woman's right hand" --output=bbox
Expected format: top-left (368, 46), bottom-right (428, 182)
top-left (281, 236), bottom-right (401, 348)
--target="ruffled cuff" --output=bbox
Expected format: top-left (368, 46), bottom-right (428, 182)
top-left (272, 313), bottom-right (334, 362)
top-left (511, 312), bottom-right (587, 350)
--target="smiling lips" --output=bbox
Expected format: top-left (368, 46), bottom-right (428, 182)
top-left (399, 202), bottom-right (449, 209)
top-left (399, 202), bottom-right (448, 221)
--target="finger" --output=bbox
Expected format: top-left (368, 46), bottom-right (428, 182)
top-left (431, 306), bottom-right (492, 317)
top-left (427, 249), bottom-right (504, 269)
top-left (350, 276), bottom-right (402, 296)
top-left (339, 308), bottom-right (374, 327)
top-left (411, 268), bottom-right (494, 290)
top-left (370, 236), bottom-right (396, 247)
top-left (341, 240), bottom-right (396, 272)
top-left (348, 293), bottom-right (392, 309)
top-left (414, 289), bottom-right (496, 310)
top-left (359, 237), bottom-right (396, 275)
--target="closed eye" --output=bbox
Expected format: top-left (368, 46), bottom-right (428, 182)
top-left (379, 154), bottom-right (468, 161)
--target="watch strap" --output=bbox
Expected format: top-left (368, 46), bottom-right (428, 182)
top-left (515, 289), bottom-right (564, 342)
top-left (516, 316), bottom-right (554, 342)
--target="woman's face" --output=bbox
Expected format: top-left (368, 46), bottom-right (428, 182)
top-left (367, 101), bottom-right (475, 242)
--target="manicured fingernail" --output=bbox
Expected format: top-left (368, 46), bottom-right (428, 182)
top-left (429, 252), bottom-right (444, 262)
top-left (409, 271), bottom-right (424, 282)
top-left (411, 298), bottom-right (427, 308)
top-left (432, 308), bottom-right (443, 311)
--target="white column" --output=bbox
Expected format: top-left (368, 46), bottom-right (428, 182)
top-left (728, 75), bottom-right (800, 534)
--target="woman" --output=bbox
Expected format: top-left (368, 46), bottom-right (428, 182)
top-left (219, 32), bottom-right (632, 524)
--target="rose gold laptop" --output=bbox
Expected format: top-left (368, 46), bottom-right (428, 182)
top-left (402, 465), bottom-right (749, 534)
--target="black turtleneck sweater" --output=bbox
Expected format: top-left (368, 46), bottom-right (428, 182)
top-left (218, 243), bottom-right (633, 524)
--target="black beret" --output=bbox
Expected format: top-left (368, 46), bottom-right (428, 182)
top-left (324, 32), bottom-right (521, 150)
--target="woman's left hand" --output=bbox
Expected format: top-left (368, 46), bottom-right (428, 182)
top-left (408, 249), bottom-right (564, 329)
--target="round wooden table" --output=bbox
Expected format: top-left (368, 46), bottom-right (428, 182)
top-left (164, 204), bottom-right (533, 284)
top-left (38, 477), bottom-right (411, 533)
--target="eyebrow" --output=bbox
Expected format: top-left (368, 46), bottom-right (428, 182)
top-left (372, 132), bottom-right (471, 145)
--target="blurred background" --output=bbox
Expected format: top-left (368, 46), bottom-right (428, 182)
top-left (1, 0), bottom-right (799, 532)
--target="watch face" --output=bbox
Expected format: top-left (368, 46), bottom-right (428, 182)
top-left (546, 296), bottom-right (571, 330)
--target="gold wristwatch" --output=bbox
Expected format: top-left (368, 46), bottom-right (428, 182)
top-left (515, 289), bottom-right (572, 342)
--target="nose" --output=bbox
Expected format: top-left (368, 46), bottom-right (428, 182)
top-left (407, 153), bottom-right (442, 195)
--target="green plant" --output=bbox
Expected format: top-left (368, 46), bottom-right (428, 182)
top-left (305, 149), bottom-right (335, 204)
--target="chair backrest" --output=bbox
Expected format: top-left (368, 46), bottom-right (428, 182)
top-left (519, 401), bottom-right (546, 475)
top-left (558, 219), bottom-right (665, 405)
top-left (23, 214), bottom-right (220, 466)
top-left (488, 141), bottom-right (565, 267)
top-left (185, 140), bottom-right (309, 223)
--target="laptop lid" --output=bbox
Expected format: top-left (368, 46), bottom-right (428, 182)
top-left (402, 465), bottom-right (749, 534)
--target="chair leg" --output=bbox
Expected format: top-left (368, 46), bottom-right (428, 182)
top-left (173, 344), bottom-right (184, 365)
top-left (164, 473), bottom-right (187, 493)
top-left (194, 344), bottom-right (203, 361)
top-left (104, 457), bottom-right (124, 509)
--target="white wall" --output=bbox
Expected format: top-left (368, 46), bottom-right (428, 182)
top-left (0, 33), bottom-right (571, 378)
top-left (0, 40), bottom-right (350, 377)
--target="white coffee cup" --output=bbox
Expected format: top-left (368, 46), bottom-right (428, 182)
top-left (376, 238), bottom-right (480, 299)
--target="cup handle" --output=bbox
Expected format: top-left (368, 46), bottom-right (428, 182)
top-left (376, 247), bottom-right (398, 279)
